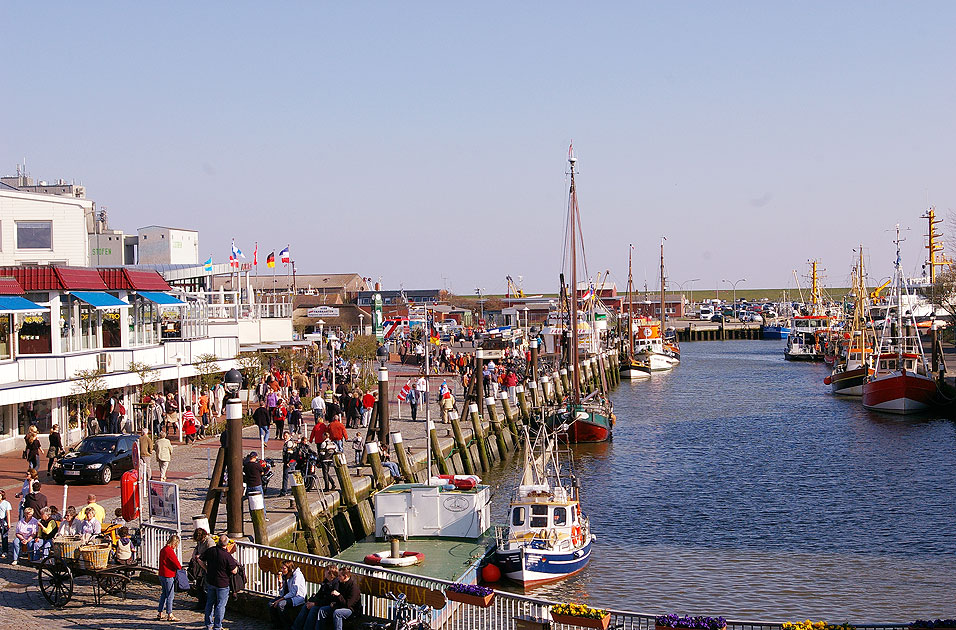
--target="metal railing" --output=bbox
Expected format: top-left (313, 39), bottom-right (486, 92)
top-left (139, 524), bottom-right (912, 630)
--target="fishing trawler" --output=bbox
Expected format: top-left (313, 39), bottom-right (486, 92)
top-left (862, 227), bottom-right (938, 414)
top-left (620, 244), bottom-right (651, 380)
top-left (546, 145), bottom-right (614, 442)
top-left (632, 238), bottom-right (680, 371)
top-left (494, 428), bottom-right (594, 587)
top-left (825, 247), bottom-right (874, 396)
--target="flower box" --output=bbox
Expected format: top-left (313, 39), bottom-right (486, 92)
top-left (445, 590), bottom-right (495, 607)
top-left (657, 625), bottom-right (726, 630)
top-left (552, 613), bottom-right (611, 629)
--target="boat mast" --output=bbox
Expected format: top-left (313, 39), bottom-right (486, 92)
top-left (810, 260), bottom-right (820, 315)
top-left (568, 146), bottom-right (581, 405)
top-left (627, 245), bottom-right (634, 361)
top-left (894, 225), bottom-right (904, 362)
top-left (660, 237), bottom-right (666, 330)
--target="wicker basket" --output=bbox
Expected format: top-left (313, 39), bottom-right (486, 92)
top-left (78, 543), bottom-right (111, 570)
top-left (52, 536), bottom-right (84, 561)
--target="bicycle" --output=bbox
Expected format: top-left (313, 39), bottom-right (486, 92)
top-left (361, 591), bottom-right (432, 630)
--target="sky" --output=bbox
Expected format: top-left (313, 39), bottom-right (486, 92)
top-left (4, 2), bottom-right (956, 295)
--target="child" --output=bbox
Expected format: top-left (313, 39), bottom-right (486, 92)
top-left (114, 526), bottom-right (134, 565)
top-left (352, 435), bottom-right (364, 467)
top-left (111, 507), bottom-right (127, 528)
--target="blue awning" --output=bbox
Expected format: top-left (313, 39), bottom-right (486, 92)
top-left (0, 295), bottom-right (47, 314)
top-left (71, 291), bottom-right (130, 309)
top-left (138, 291), bottom-right (187, 306)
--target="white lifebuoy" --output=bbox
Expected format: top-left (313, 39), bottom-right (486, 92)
top-left (364, 550), bottom-right (425, 567)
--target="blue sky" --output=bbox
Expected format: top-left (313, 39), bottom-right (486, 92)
top-left (4, 2), bottom-right (956, 294)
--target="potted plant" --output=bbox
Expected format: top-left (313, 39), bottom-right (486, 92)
top-left (911, 620), bottom-right (956, 630)
top-left (551, 603), bottom-right (611, 629)
top-left (782, 621), bottom-right (856, 630)
top-left (445, 583), bottom-right (495, 607)
top-left (656, 615), bottom-right (727, 630)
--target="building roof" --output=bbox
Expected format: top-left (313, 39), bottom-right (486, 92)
top-left (0, 266), bottom-right (108, 291)
top-left (98, 268), bottom-right (171, 291)
top-left (214, 272), bottom-right (368, 293)
top-left (0, 277), bottom-right (25, 295)
top-left (137, 225), bottom-right (198, 233)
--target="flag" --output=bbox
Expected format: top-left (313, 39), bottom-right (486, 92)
top-left (266, 251), bottom-right (275, 268)
top-left (229, 254), bottom-right (238, 269)
top-left (397, 382), bottom-right (411, 402)
top-left (280, 246), bottom-right (290, 264)
top-left (580, 283), bottom-right (595, 302)
top-left (439, 380), bottom-right (449, 397)
top-left (231, 239), bottom-right (245, 259)
top-left (253, 242), bottom-right (258, 266)
top-left (203, 257), bottom-right (212, 272)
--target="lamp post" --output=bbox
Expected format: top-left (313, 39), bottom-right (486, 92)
top-left (328, 332), bottom-right (338, 393)
top-left (675, 278), bottom-right (700, 317)
top-left (359, 314), bottom-right (365, 336)
top-left (722, 278), bottom-right (747, 320)
top-left (475, 288), bottom-right (485, 327)
top-left (317, 320), bottom-right (325, 361)
top-left (522, 306), bottom-right (529, 338)
top-left (223, 368), bottom-right (244, 540)
top-left (174, 356), bottom-right (183, 443)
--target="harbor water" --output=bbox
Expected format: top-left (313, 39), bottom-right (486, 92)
top-left (488, 340), bottom-right (956, 621)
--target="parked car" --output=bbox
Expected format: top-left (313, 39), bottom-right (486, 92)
top-left (710, 313), bottom-right (724, 322)
top-left (51, 434), bottom-right (137, 485)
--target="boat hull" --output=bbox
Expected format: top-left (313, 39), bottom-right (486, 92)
top-left (830, 366), bottom-right (868, 396)
top-left (635, 351), bottom-right (679, 371)
top-left (495, 538), bottom-right (593, 587)
top-left (762, 325), bottom-right (791, 340)
top-left (546, 406), bottom-right (612, 443)
top-left (620, 367), bottom-right (650, 380)
top-left (862, 371), bottom-right (937, 414)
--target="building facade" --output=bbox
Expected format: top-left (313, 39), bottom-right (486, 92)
top-left (137, 226), bottom-right (200, 265)
top-left (0, 185), bottom-right (92, 267)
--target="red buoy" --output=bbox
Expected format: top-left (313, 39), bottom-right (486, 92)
top-left (481, 563), bottom-right (501, 583)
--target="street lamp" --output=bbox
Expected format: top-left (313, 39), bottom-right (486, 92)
top-left (223, 367), bottom-right (244, 540)
top-left (475, 288), bottom-right (485, 326)
top-left (675, 279), bottom-right (700, 317)
top-left (317, 320), bottom-right (325, 361)
top-left (328, 331), bottom-right (338, 393)
top-left (522, 307), bottom-right (529, 337)
top-left (359, 314), bottom-right (365, 336)
top-left (722, 278), bottom-right (747, 319)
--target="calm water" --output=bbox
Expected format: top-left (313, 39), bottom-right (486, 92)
top-left (487, 340), bottom-right (956, 621)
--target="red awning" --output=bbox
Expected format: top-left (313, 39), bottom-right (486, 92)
top-left (0, 277), bottom-right (25, 295)
top-left (97, 268), bottom-right (171, 291)
top-left (0, 266), bottom-right (108, 291)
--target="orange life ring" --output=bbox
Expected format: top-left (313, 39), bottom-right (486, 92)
top-left (571, 525), bottom-right (583, 545)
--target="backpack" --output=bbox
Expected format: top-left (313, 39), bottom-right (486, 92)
top-left (118, 402), bottom-right (126, 416)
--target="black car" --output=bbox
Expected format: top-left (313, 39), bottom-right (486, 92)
top-left (51, 434), bottom-right (137, 485)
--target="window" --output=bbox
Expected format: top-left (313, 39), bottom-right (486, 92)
top-left (553, 507), bottom-right (567, 526)
top-left (16, 221), bottom-right (52, 249)
top-left (530, 504), bottom-right (549, 528)
top-left (511, 506), bottom-right (525, 526)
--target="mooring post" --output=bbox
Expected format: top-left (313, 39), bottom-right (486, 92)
top-left (529, 338), bottom-right (539, 383)
top-left (365, 441), bottom-right (388, 489)
top-left (516, 384), bottom-right (530, 423)
top-left (527, 378), bottom-right (540, 409)
top-left (248, 490), bottom-right (269, 545)
top-left (290, 471), bottom-right (319, 554)
top-left (485, 396), bottom-right (509, 457)
top-left (377, 367), bottom-right (390, 446)
top-left (552, 371), bottom-right (565, 400)
top-left (539, 377), bottom-right (552, 404)
top-left (428, 419), bottom-right (450, 476)
top-left (474, 348), bottom-right (485, 415)
top-left (499, 392), bottom-right (519, 440)
top-left (448, 410), bottom-right (475, 474)
top-left (202, 446), bottom-right (227, 530)
top-left (559, 368), bottom-right (571, 394)
top-left (390, 431), bottom-right (415, 482)
top-left (468, 403), bottom-right (491, 472)
top-left (334, 452), bottom-right (358, 507)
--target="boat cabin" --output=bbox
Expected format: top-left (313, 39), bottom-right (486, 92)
top-left (505, 485), bottom-right (585, 551)
top-left (875, 353), bottom-right (923, 373)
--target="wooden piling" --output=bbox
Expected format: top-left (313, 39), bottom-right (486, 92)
top-left (448, 410), bottom-right (475, 475)
top-left (516, 385), bottom-right (531, 422)
top-left (290, 471), bottom-right (319, 554)
top-left (485, 396), bottom-right (509, 458)
top-left (559, 368), bottom-right (571, 394)
top-left (468, 403), bottom-right (491, 472)
top-left (202, 446), bottom-right (227, 530)
top-left (334, 452), bottom-right (374, 539)
top-left (390, 431), bottom-right (415, 482)
top-left (365, 441), bottom-right (388, 489)
top-left (552, 371), bottom-right (565, 399)
top-left (248, 490), bottom-right (269, 545)
top-left (429, 422), bottom-right (450, 475)
top-left (498, 392), bottom-right (519, 439)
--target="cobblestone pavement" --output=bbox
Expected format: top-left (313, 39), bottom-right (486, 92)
top-left (0, 561), bottom-right (260, 630)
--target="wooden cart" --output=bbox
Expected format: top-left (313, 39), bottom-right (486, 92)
top-left (36, 535), bottom-right (151, 608)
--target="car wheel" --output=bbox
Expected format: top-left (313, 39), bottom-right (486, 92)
top-left (99, 466), bottom-right (113, 485)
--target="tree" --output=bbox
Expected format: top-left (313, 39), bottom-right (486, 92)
top-left (340, 334), bottom-right (379, 391)
top-left (237, 351), bottom-right (265, 406)
top-left (128, 360), bottom-right (159, 403)
top-left (194, 353), bottom-right (222, 394)
top-left (72, 368), bottom-right (107, 444)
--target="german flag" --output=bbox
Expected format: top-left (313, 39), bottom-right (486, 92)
top-left (266, 251), bottom-right (275, 268)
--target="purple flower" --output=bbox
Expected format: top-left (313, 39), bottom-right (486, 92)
top-left (656, 615), bottom-right (727, 630)
top-left (448, 583), bottom-right (494, 597)
top-left (911, 621), bottom-right (956, 629)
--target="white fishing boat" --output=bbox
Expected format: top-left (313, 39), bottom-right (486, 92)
top-left (494, 428), bottom-right (594, 587)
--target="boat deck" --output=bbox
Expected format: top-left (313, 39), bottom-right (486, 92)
top-left (336, 532), bottom-right (497, 583)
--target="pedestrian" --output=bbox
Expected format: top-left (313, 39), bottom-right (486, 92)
top-left (274, 399), bottom-right (288, 437)
top-left (408, 383), bottom-right (420, 421)
top-left (138, 427), bottom-right (154, 480)
top-left (328, 414), bottom-right (347, 453)
top-left (292, 565), bottom-right (338, 630)
top-left (280, 431), bottom-right (296, 498)
top-left (198, 534), bottom-right (240, 630)
top-left (440, 390), bottom-right (456, 423)
top-left (151, 396), bottom-right (166, 438)
top-left (11, 506), bottom-right (39, 565)
top-left (318, 438), bottom-right (337, 492)
top-left (78, 506), bottom-right (102, 542)
top-left (155, 431), bottom-right (172, 482)
top-left (24, 429), bottom-right (42, 471)
top-left (108, 392), bottom-right (121, 434)
top-left (316, 565), bottom-right (361, 630)
top-left (0, 489), bottom-right (12, 559)
top-left (267, 386), bottom-right (279, 423)
top-left (24, 481), bottom-right (48, 515)
top-left (157, 533), bottom-right (183, 621)
top-left (15, 468), bottom-right (38, 520)
top-left (57, 506), bottom-right (80, 536)
top-left (165, 393), bottom-right (180, 438)
top-left (198, 392), bottom-right (210, 437)
top-left (269, 558), bottom-right (307, 628)
top-left (182, 406), bottom-right (199, 444)
top-left (254, 401), bottom-right (272, 444)
top-left (361, 390), bottom-right (375, 428)
top-left (311, 393), bottom-right (326, 424)
top-left (243, 452), bottom-right (264, 497)
top-left (47, 423), bottom-right (63, 475)
top-left (189, 528), bottom-right (213, 610)
top-left (111, 507), bottom-right (127, 527)
top-left (309, 415), bottom-right (329, 445)
top-left (82, 494), bottom-right (106, 524)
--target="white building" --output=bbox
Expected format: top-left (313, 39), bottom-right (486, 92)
top-left (0, 183), bottom-right (92, 267)
top-left (137, 226), bottom-right (199, 265)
